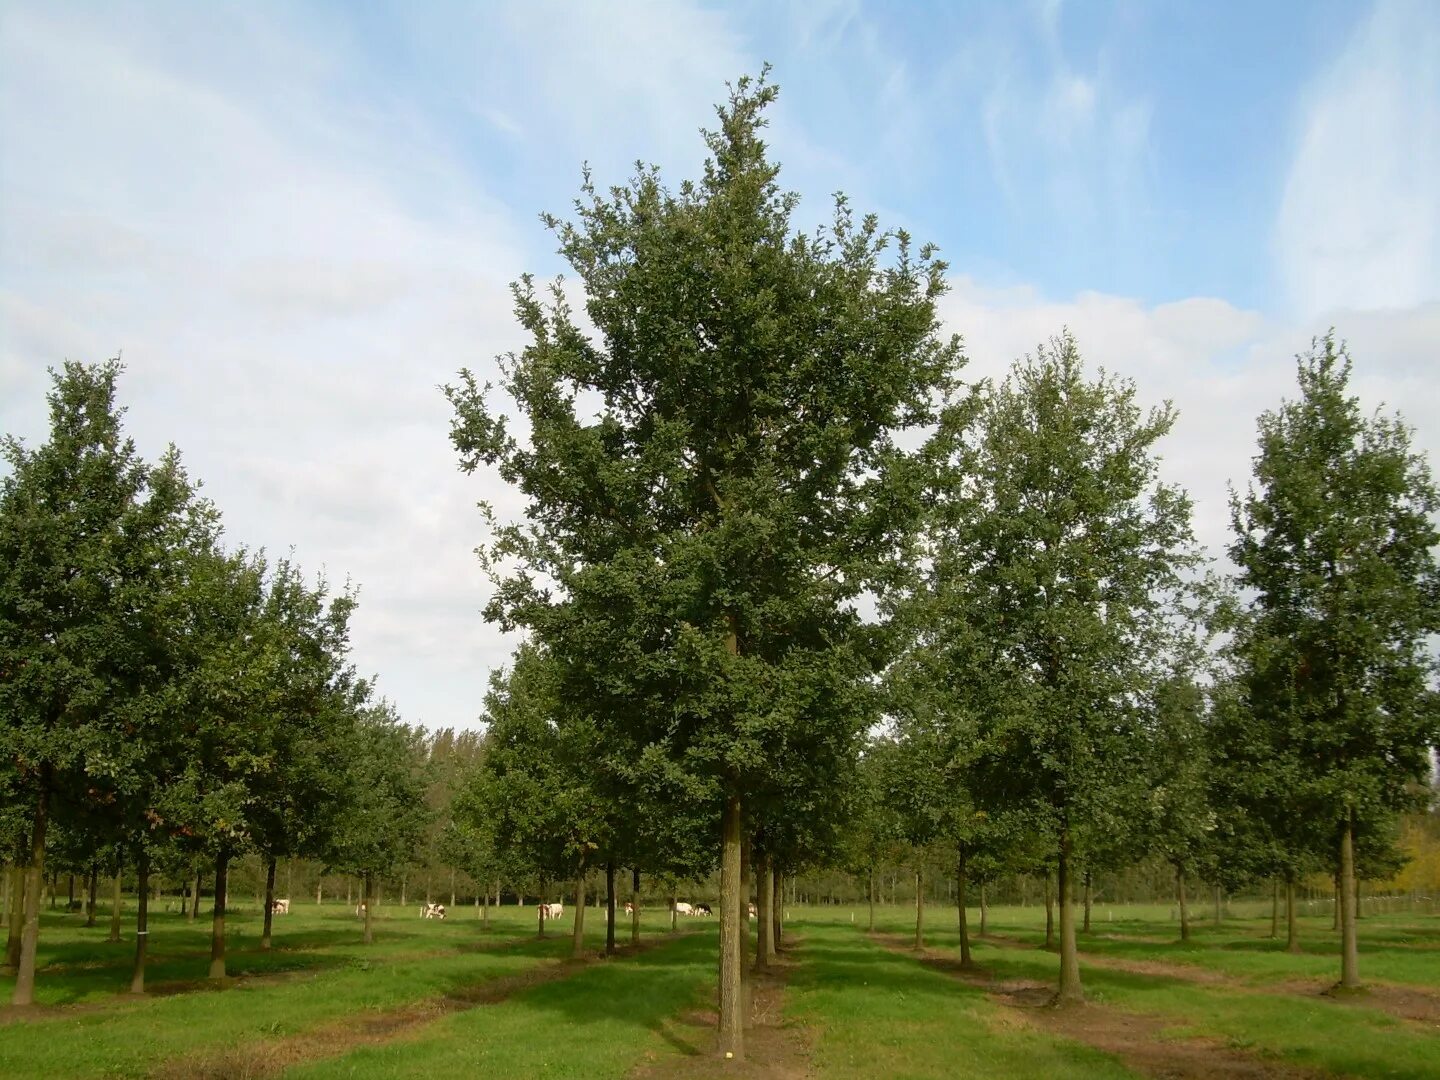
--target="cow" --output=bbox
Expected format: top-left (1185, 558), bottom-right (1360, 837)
top-left (624, 902), bottom-right (634, 915)
top-left (542, 902), bottom-right (563, 920)
top-left (674, 901), bottom-right (694, 916)
top-left (422, 903), bottom-right (446, 919)
top-left (269, 897), bottom-right (290, 915)
top-left (747, 903), bottom-right (757, 918)
top-left (355, 901), bottom-right (369, 918)
top-left (694, 903), bottom-right (712, 916)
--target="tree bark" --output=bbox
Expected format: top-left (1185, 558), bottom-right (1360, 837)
top-left (12, 785), bottom-right (49, 1006)
top-left (1270, 878), bottom-right (1279, 938)
top-left (772, 870), bottom-right (782, 951)
top-left (913, 867), bottom-right (925, 949)
top-left (538, 882), bottom-right (548, 937)
top-left (1285, 873), bottom-right (1301, 953)
top-left (109, 866), bottom-right (122, 944)
top-left (867, 867), bottom-right (876, 931)
top-left (1082, 870), bottom-right (1092, 934)
top-left (317, 875), bottom-right (323, 905)
top-left (630, 867), bottom-right (641, 948)
top-left (980, 881), bottom-right (989, 936)
top-left (129, 853), bottom-right (150, 994)
top-left (756, 857), bottom-right (774, 969)
top-left (1338, 811), bottom-right (1361, 989)
top-left (1213, 883), bottom-right (1223, 928)
top-left (261, 856), bottom-right (277, 950)
top-left (86, 865), bottom-right (98, 927)
top-left (188, 869), bottom-right (201, 924)
top-left (719, 793), bottom-right (744, 1060)
top-left (605, 861), bottom-right (616, 956)
top-left (1055, 829), bottom-right (1083, 1005)
top-left (956, 848), bottom-right (972, 969)
top-left (450, 868), bottom-right (456, 910)
top-left (1043, 871), bottom-right (1054, 948)
top-left (363, 872), bottom-right (374, 945)
top-left (208, 851), bottom-right (229, 979)
top-left (1177, 864), bottom-right (1190, 942)
top-left (571, 861), bottom-right (587, 958)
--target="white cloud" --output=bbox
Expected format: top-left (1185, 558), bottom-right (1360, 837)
top-left (1275, 0), bottom-right (1440, 318)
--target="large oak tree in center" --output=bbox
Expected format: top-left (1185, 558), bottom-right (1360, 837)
top-left (445, 74), bottom-right (958, 1057)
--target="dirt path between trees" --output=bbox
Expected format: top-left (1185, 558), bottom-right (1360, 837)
top-left (872, 934), bottom-right (1341, 1080)
top-left (983, 932), bottom-right (1440, 1027)
top-left (629, 941), bottom-right (812, 1080)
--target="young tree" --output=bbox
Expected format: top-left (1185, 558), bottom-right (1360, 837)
top-left (1229, 335), bottom-right (1440, 991)
top-left (445, 73), bottom-right (957, 1057)
top-left (934, 335), bottom-right (1201, 1004)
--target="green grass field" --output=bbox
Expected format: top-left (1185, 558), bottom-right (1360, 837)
top-left (2, 898), bottom-right (1437, 1077)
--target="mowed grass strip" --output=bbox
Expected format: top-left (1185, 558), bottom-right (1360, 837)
top-left (784, 922), bottom-right (1137, 1079)
top-left (0, 905), bottom-right (599, 1079)
top-left (283, 926), bottom-right (719, 1080)
top-left (904, 920), bottom-right (1440, 1080)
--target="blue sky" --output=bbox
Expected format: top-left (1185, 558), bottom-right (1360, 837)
top-left (2, 0), bottom-right (1437, 731)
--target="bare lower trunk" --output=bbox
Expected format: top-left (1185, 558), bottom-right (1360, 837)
top-left (129, 854), bottom-right (150, 994)
top-left (450, 868), bottom-right (456, 910)
top-left (363, 872), bottom-right (374, 945)
top-left (1082, 870), bottom-right (1092, 934)
top-left (108, 866), bottom-right (122, 944)
top-left (980, 881), bottom-right (989, 936)
top-left (1270, 878), bottom-right (1279, 938)
top-left (86, 865), bottom-right (98, 927)
top-left (1213, 884), bottom-right (1223, 928)
top-left (188, 870), bottom-right (201, 924)
top-left (1177, 865), bottom-right (1190, 943)
top-left (756, 857), bottom-right (774, 969)
top-left (772, 870), bottom-right (782, 951)
top-left (605, 862), bottom-right (616, 956)
top-left (867, 867), bottom-right (876, 932)
top-left (261, 857), bottom-right (277, 950)
top-left (630, 868), bottom-right (641, 948)
top-left (482, 881), bottom-right (490, 929)
top-left (1285, 874), bottom-right (1300, 954)
top-left (1043, 871), bottom-right (1054, 948)
top-left (12, 785), bottom-right (49, 1006)
top-left (956, 848), bottom-right (972, 968)
top-left (718, 792), bottom-right (744, 1060)
top-left (538, 882), bottom-right (548, 937)
top-left (1338, 812), bottom-right (1360, 989)
top-left (571, 862), bottom-right (587, 958)
top-left (913, 867), bottom-right (924, 949)
top-left (1054, 829), bottom-right (1083, 1005)
top-left (208, 851), bottom-right (229, 979)
top-left (317, 876), bottom-right (324, 905)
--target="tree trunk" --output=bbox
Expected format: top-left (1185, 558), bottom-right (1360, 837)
top-left (188, 869), bottom-right (201, 924)
top-left (956, 848), bottom-right (972, 969)
top-left (4, 864), bottom-right (23, 974)
top-left (605, 861), bottom-right (617, 956)
top-left (718, 792), bottom-right (744, 1060)
top-left (1082, 870), bottom-right (1092, 934)
top-left (317, 875), bottom-right (323, 905)
top-left (482, 881), bottom-right (490, 929)
top-left (450, 868), bottom-right (456, 910)
top-left (1338, 812), bottom-right (1361, 989)
top-left (1270, 878), bottom-right (1279, 938)
top-left (867, 867), bottom-right (876, 931)
top-left (1055, 829), bottom-right (1083, 1005)
top-left (400, 877), bottom-right (407, 909)
top-left (67, 873), bottom-right (75, 911)
top-left (1213, 884), bottom-right (1223, 928)
top-left (261, 856), bottom-right (277, 951)
top-left (363, 872), bottom-right (374, 945)
top-left (913, 867), bottom-right (924, 949)
top-left (538, 882), bottom-right (548, 938)
top-left (772, 870), bottom-right (782, 951)
top-left (756, 857), bottom-right (774, 969)
top-left (980, 881), bottom-right (989, 936)
top-left (1285, 873), bottom-right (1300, 953)
top-left (108, 867), bottom-right (122, 944)
top-left (571, 862), bottom-right (587, 958)
top-left (86, 865), bottom-right (98, 927)
top-left (1043, 871), bottom-right (1054, 949)
top-left (630, 867), bottom-right (641, 948)
top-left (129, 854), bottom-right (150, 994)
top-left (12, 785), bottom-right (49, 1006)
top-left (208, 851), bottom-right (229, 979)
top-left (1177, 864), bottom-right (1190, 942)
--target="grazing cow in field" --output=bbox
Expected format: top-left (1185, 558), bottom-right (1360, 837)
top-left (542, 902), bottom-right (563, 920)
top-left (355, 901), bottom-right (368, 918)
top-left (625, 902), bottom-right (635, 915)
top-left (422, 903), bottom-right (446, 919)
top-left (269, 897), bottom-right (290, 915)
top-left (674, 901), bottom-right (694, 916)
top-left (694, 903), bottom-right (712, 916)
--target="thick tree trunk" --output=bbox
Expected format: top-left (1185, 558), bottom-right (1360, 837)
top-left (209, 851), bottom-right (229, 979)
top-left (1082, 870), bottom-right (1092, 934)
top-left (1285, 874), bottom-right (1300, 953)
top-left (1338, 812), bottom-right (1361, 989)
top-left (1043, 871), bottom-right (1054, 948)
top-left (129, 854), bottom-right (149, 994)
top-left (756, 857), bottom-right (774, 969)
top-left (718, 793), bottom-right (744, 1060)
top-left (867, 867), bottom-right (876, 931)
top-left (1270, 878), bottom-right (1279, 938)
top-left (261, 856), bottom-right (277, 950)
top-left (188, 870), bottom-right (201, 924)
top-left (12, 785), bottom-right (49, 1006)
top-left (1177, 864), bottom-right (1190, 942)
top-left (571, 863), bottom-right (587, 957)
top-left (980, 881), bottom-right (989, 936)
top-left (109, 867), bottom-right (122, 944)
top-left (631, 868), bottom-right (641, 947)
top-left (363, 872), bottom-right (374, 945)
top-left (913, 867), bottom-right (925, 949)
top-left (956, 848), bottom-right (972, 969)
top-left (86, 865), bottom-right (98, 927)
top-left (1055, 830), bottom-right (1083, 1005)
top-left (4, 864), bottom-right (23, 974)
top-left (605, 862), bottom-right (616, 956)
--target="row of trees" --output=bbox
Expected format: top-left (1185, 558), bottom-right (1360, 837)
top-left (444, 73), bottom-right (1439, 1058)
top-left (0, 362), bottom-right (429, 1005)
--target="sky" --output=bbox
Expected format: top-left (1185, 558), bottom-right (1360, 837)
top-left (2, 0), bottom-right (1438, 733)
